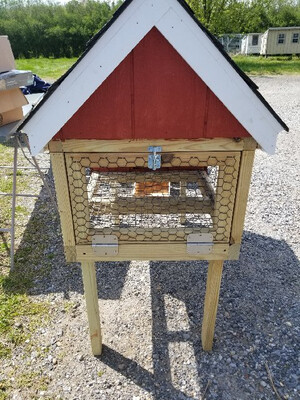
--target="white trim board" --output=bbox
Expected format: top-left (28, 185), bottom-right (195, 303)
top-left (21, 0), bottom-right (286, 155)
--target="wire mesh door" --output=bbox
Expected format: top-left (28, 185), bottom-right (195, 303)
top-left (65, 152), bottom-right (240, 245)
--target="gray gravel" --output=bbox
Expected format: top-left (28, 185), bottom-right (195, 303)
top-left (2, 75), bottom-right (300, 399)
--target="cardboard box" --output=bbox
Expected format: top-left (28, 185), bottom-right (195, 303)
top-left (0, 36), bottom-right (16, 73)
top-left (0, 88), bottom-right (28, 113)
top-left (0, 107), bottom-right (23, 127)
top-left (0, 70), bottom-right (34, 91)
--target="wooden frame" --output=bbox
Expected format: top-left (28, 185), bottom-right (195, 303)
top-left (50, 153), bottom-right (76, 262)
top-left (48, 137), bottom-right (257, 153)
top-left (49, 138), bottom-right (256, 355)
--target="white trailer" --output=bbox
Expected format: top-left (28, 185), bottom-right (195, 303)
top-left (260, 27), bottom-right (300, 56)
top-left (241, 33), bottom-right (262, 55)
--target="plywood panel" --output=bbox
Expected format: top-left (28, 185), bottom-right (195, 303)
top-left (55, 28), bottom-right (250, 141)
top-left (56, 55), bottom-right (132, 140)
top-left (132, 27), bottom-right (207, 138)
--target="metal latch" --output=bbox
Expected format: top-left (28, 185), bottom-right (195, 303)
top-left (92, 235), bottom-right (118, 256)
top-left (187, 233), bottom-right (213, 255)
top-left (148, 146), bottom-right (162, 170)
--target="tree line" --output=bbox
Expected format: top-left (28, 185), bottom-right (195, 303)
top-left (0, 0), bottom-right (122, 58)
top-left (186, 0), bottom-right (300, 35)
top-left (0, 0), bottom-right (299, 59)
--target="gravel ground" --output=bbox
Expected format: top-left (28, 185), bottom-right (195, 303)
top-left (1, 75), bottom-right (299, 400)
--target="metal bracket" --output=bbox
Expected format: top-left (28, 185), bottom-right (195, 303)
top-left (148, 146), bottom-right (162, 170)
top-left (187, 233), bottom-right (213, 255)
top-left (92, 235), bottom-right (118, 256)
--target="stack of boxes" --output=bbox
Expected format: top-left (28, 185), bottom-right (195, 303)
top-left (0, 36), bottom-right (33, 128)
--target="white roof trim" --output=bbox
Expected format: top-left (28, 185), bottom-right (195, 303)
top-left (22, 0), bottom-right (285, 156)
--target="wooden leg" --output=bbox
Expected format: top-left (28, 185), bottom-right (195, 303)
top-left (201, 260), bottom-right (224, 351)
top-left (81, 262), bottom-right (102, 356)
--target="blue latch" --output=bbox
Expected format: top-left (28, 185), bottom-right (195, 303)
top-left (148, 146), bottom-right (162, 170)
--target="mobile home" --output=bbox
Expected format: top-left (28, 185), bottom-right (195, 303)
top-left (260, 27), bottom-right (300, 55)
top-left (241, 33), bottom-right (262, 55)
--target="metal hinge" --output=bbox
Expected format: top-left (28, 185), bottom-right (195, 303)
top-left (187, 233), bottom-right (213, 255)
top-left (148, 146), bottom-right (162, 170)
top-left (92, 235), bottom-right (118, 256)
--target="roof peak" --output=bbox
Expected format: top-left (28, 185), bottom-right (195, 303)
top-left (19, 0), bottom-right (288, 155)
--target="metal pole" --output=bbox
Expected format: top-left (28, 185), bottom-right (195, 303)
top-left (20, 135), bottom-right (59, 214)
top-left (0, 193), bottom-right (40, 198)
top-left (10, 136), bottom-right (18, 271)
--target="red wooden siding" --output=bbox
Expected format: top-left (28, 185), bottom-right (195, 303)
top-left (54, 28), bottom-right (250, 141)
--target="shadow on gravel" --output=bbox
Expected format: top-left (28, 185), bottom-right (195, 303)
top-left (99, 234), bottom-right (299, 399)
top-left (7, 181), bottom-right (299, 399)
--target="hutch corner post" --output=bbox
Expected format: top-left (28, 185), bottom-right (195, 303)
top-left (49, 136), bottom-right (257, 355)
top-left (19, 0), bottom-right (287, 356)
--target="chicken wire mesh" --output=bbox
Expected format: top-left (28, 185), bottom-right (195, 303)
top-left (65, 152), bottom-right (240, 244)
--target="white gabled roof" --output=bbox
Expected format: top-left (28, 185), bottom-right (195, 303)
top-left (19, 0), bottom-right (288, 156)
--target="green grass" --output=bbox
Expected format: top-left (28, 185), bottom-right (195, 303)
top-left (15, 55), bottom-right (300, 81)
top-left (0, 143), bottom-right (14, 165)
top-left (233, 55), bottom-right (300, 75)
top-left (15, 57), bottom-right (77, 81)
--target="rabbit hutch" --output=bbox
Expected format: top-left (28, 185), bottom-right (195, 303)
top-left (18, 0), bottom-right (287, 356)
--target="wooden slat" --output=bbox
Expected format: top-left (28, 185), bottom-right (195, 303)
top-left (49, 138), bottom-right (249, 153)
top-left (86, 227), bottom-right (215, 243)
top-left (92, 197), bottom-right (214, 215)
top-left (230, 151), bottom-right (255, 244)
top-left (67, 151), bottom-right (239, 167)
top-left (76, 243), bottom-right (229, 261)
top-left (89, 170), bottom-right (215, 183)
top-left (50, 153), bottom-right (76, 262)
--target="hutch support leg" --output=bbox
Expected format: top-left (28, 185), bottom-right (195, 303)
top-left (201, 260), bottom-right (224, 351)
top-left (81, 262), bottom-right (102, 355)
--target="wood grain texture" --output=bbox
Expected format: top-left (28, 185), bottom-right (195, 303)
top-left (54, 28), bottom-right (250, 141)
top-left (201, 260), bottom-right (224, 351)
top-left (81, 262), bottom-right (102, 355)
top-left (230, 150), bottom-right (255, 245)
top-left (50, 153), bottom-right (76, 262)
top-left (76, 243), bottom-right (229, 262)
top-left (49, 138), bottom-right (248, 153)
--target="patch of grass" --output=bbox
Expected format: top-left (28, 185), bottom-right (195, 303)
top-left (0, 342), bottom-right (11, 358)
top-left (0, 379), bottom-right (10, 400)
top-left (233, 55), bottom-right (300, 75)
top-left (16, 57), bottom-right (78, 81)
top-left (0, 143), bottom-right (14, 165)
top-left (15, 55), bottom-right (300, 83)
top-left (0, 286), bottom-right (49, 352)
top-left (0, 177), bottom-right (12, 193)
top-left (16, 371), bottom-right (48, 391)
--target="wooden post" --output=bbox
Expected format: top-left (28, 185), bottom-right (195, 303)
top-left (230, 150), bottom-right (255, 245)
top-left (81, 262), bottom-right (102, 356)
top-left (201, 260), bottom-right (224, 351)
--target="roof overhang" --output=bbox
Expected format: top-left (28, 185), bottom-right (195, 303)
top-left (19, 0), bottom-right (288, 156)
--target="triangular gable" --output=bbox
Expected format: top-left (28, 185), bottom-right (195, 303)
top-left (55, 28), bottom-right (250, 141)
top-left (19, 0), bottom-right (287, 155)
